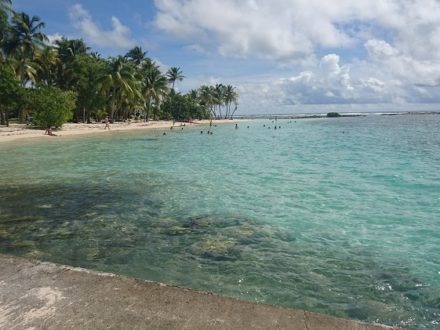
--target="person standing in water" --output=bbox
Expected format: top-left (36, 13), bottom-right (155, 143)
top-left (235, 123), bottom-right (238, 129)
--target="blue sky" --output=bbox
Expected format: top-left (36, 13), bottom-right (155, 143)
top-left (12, 0), bottom-right (440, 114)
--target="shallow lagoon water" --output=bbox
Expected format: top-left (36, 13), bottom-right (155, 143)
top-left (0, 115), bottom-right (439, 328)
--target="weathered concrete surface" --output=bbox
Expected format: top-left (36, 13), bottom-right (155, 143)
top-left (0, 254), bottom-right (394, 329)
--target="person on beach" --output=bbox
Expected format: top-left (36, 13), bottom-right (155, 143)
top-left (44, 127), bottom-right (57, 136)
top-left (104, 116), bottom-right (110, 130)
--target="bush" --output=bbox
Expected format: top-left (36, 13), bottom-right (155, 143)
top-left (30, 87), bottom-right (76, 128)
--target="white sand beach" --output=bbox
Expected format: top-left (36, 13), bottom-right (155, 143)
top-left (0, 119), bottom-right (238, 143)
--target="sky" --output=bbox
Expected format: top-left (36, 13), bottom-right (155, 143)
top-left (12, 0), bottom-right (440, 114)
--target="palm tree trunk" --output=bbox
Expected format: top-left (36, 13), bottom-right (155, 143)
top-left (0, 109), bottom-right (5, 126)
top-left (110, 88), bottom-right (117, 120)
top-left (231, 106), bottom-right (238, 118)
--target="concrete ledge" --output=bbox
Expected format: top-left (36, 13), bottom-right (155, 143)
top-left (0, 254), bottom-right (394, 329)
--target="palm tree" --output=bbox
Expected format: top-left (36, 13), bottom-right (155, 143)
top-left (35, 45), bottom-right (59, 85)
top-left (224, 85), bottom-right (238, 119)
top-left (142, 62), bottom-right (168, 121)
top-left (213, 83), bottom-right (225, 118)
top-left (10, 56), bottom-right (39, 86)
top-left (55, 38), bottom-right (89, 63)
top-left (90, 51), bottom-right (101, 60)
top-left (188, 89), bottom-right (198, 101)
top-left (199, 85), bottom-right (215, 118)
top-left (0, 0), bottom-right (11, 13)
top-left (54, 38), bottom-right (89, 89)
top-left (125, 46), bottom-right (147, 67)
top-left (97, 56), bottom-right (141, 120)
top-left (5, 12), bottom-right (47, 61)
top-left (0, 0), bottom-right (12, 58)
top-left (3, 12), bottom-right (47, 89)
top-left (166, 66), bottom-right (184, 91)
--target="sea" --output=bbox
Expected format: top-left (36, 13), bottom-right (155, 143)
top-left (0, 114), bottom-right (439, 329)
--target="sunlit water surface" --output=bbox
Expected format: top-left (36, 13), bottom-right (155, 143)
top-left (0, 115), bottom-right (439, 328)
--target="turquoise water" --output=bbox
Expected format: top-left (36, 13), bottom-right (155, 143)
top-left (0, 115), bottom-right (439, 328)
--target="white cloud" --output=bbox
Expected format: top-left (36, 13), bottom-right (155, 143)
top-left (153, 0), bottom-right (390, 61)
top-left (161, 0), bottom-right (440, 107)
top-left (153, 0), bottom-right (440, 62)
top-left (46, 33), bottom-right (63, 46)
top-left (69, 3), bottom-right (135, 49)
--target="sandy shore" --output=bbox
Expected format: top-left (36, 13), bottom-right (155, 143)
top-left (0, 119), bottom-right (238, 143)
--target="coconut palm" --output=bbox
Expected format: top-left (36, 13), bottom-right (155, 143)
top-left (0, 0), bottom-right (11, 14)
top-left (0, 0), bottom-right (12, 61)
top-left (5, 12), bottom-right (47, 61)
top-left (54, 38), bottom-right (89, 89)
top-left (125, 46), bottom-right (148, 67)
top-left (10, 56), bottom-right (39, 86)
top-left (55, 38), bottom-right (89, 63)
top-left (90, 51), bottom-right (101, 60)
top-left (97, 56), bottom-right (141, 120)
top-left (199, 85), bottom-right (215, 118)
top-left (213, 83), bottom-right (226, 118)
top-left (35, 45), bottom-right (59, 85)
top-left (142, 63), bottom-right (168, 121)
top-left (3, 12), bottom-right (47, 88)
top-left (166, 66), bottom-right (184, 91)
top-left (224, 85), bottom-right (238, 119)
top-left (187, 89), bottom-right (198, 101)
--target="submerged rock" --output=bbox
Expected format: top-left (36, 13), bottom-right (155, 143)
top-left (192, 236), bottom-right (239, 260)
top-left (183, 215), bottom-right (214, 229)
top-left (165, 226), bottom-right (191, 236)
top-left (184, 214), bottom-right (242, 229)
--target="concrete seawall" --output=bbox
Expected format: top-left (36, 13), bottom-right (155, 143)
top-left (0, 254), bottom-right (394, 329)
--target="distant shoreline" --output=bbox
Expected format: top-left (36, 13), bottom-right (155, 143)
top-left (233, 111), bottom-right (440, 120)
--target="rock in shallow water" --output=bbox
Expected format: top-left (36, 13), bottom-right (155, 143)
top-left (191, 236), bottom-right (239, 261)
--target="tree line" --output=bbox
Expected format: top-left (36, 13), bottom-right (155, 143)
top-left (0, 0), bottom-right (239, 128)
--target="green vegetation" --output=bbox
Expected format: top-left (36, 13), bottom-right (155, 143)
top-left (327, 112), bottom-right (341, 117)
top-left (30, 86), bottom-right (76, 129)
top-left (0, 1), bottom-right (239, 128)
top-left (0, 62), bottom-right (20, 125)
